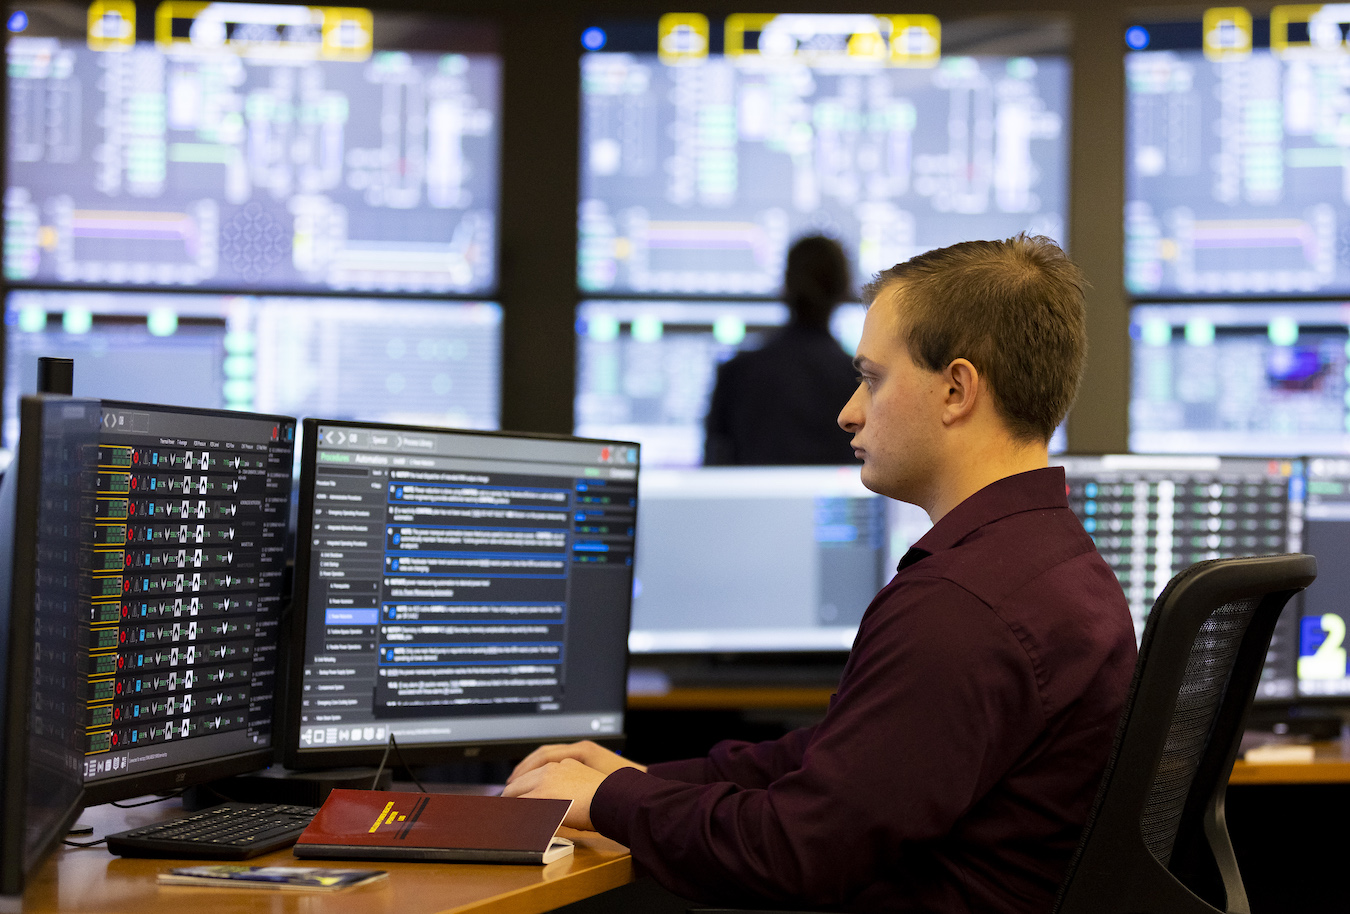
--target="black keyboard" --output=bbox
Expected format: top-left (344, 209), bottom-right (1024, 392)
top-left (105, 802), bottom-right (318, 860)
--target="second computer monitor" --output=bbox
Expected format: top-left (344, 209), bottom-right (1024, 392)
top-left (629, 466), bottom-right (931, 654)
top-left (285, 420), bottom-right (639, 767)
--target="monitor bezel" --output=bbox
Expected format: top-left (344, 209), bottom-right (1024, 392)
top-left (0, 396), bottom-right (90, 898)
top-left (281, 417), bottom-right (638, 770)
top-left (78, 399), bottom-right (297, 807)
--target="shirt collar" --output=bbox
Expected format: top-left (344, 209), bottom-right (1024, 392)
top-left (897, 466), bottom-right (1069, 571)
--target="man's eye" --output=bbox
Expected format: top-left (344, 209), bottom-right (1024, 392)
top-left (856, 375), bottom-right (874, 389)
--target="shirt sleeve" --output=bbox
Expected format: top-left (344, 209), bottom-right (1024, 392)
top-left (647, 724), bottom-right (821, 787)
top-left (589, 577), bottom-right (1045, 907)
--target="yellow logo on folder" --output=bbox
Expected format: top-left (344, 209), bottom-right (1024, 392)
top-left (368, 801), bottom-right (409, 832)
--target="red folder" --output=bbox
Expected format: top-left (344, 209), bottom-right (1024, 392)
top-left (292, 789), bottom-right (575, 865)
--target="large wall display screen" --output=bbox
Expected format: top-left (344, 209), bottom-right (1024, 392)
top-left (1126, 11), bottom-right (1350, 296)
top-left (6, 1), bottom-right (500, 294)
top-left (1130, 301), bottom-right (1350, 455)
top-left (3, 290), bottom-right (501, 447)
top-left (579, 14), bottom-right (1069, 295)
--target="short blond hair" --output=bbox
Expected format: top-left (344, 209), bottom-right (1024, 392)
top-left (863, 235), bottom-right (1088, 444)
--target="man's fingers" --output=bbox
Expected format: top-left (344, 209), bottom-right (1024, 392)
top-left (501, 765), bottom-right (545, 797)
top-left (508, 741), bottom-right (609, 783)
top-left (508, 744), bottom-right (569, 783)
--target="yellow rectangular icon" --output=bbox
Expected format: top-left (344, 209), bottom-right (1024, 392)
top-left (887, 15), bottom-right (941, 68)
top-left (658, 13), bottom-right (710, 65)
top-left (1202, 7), bottom-right (1253, 60)
top-left (88, 0), bottom-right (137, 51)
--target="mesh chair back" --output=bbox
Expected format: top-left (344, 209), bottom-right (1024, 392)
top-left (1054, 554), bottom-right (1316, 914)
top-left (1140, 595), bottom-right (1258, 866)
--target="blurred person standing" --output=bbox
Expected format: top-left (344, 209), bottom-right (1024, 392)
top-left (704, 235), bottom-right (858, 465)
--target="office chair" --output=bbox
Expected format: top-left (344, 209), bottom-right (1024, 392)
top-left (690, 553), bottom-right (1317, 914)
top-left (1053, 552), bottom-right (1317, 914)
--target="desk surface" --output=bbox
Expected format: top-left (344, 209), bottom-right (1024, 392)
top-left (1230, 740), bottom-right (1350, 786)
top-left (23, 801), bottom-right (632, 914)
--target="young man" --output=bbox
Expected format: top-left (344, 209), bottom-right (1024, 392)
top-left (504, 236), bottom-right (1138, 913)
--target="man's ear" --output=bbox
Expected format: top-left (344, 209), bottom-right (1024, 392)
top-left (941, 359), bottom-right (980, 427)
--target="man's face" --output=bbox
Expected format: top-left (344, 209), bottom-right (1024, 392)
top-left (837, 285), bottom-right (947, 506)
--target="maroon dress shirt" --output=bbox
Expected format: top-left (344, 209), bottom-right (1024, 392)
top-left (591, 467), bottom-right (1138, 912)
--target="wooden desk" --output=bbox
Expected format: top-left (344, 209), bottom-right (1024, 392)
top-left (1229, 740), bottom-right (1350, 786)
top-left (22, 801), bottom-right (632, 914)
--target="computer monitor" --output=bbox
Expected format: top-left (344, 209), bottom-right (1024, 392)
top-left (1, 395), bottom-right (97, 902)
top-left (575, 299), bottom-right (863, 467)
top-left (1296, 457), bottom-right (1350, 698)
top-left (628, 466), bottom-right (931, 654)
top-left (78, 401), bottom-right (296, 805)
top-left (1129, 302), bottom-right (1350, 455)
top-left (7, 1), bottom-right (499, 294)
top-left (578, 14), bottom-right (1069, 295)
top-left (1053, 454), bottom-right (1303, 701)
top-left (283, 419), bottom-right (638, 767)
top-left (1125, 14), bottom-right (1347, 296)
top-left (3, 290), bottom-right (503, 447)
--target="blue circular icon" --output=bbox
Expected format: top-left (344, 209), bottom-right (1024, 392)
top-left (7, 10), bottom-right (28, 32)
top-left (1125, 26), bottom-right (1150, 50)
top-left (581, 27), bottom-right (607, 50)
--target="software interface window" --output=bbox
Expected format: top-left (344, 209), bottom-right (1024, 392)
top-left (578, 15), bottom-right (1069, 295)
top-left (629, 466), bottom-right (931, 653)
top-left (1055, 455), bottom-right (1304, 700)
top-left (3, 291), bottom-right (502, 446)
top-left (1125, 13), bottom-right (1350, 297)
top-left (6, 4), bottom-right (500, 294)
top-left (294, 424), bottom-right (637, 752)
top-left (1130, 302), bottom-right (1350, 455)
top-left (83, 404), bottom-right (295, 783)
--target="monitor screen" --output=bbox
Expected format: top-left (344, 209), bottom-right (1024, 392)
top-left (285, 419), bottom-right (638, 766)
top-left (1125, 14), bottom-right (1349, 296)
top-left (1054, 454), bottom-right (1303, 701)
top-left (79, 401), bottom-right (296, 803)
top-left (1296, 457), bottom-right (1350, 697)
top-left (578, 14), bottom-right (1069, 295)
top-left (628, 466), bottom-right (931, 654)
top-left (1130, 302), bottom-right (1350, 455)
top-left (3, 290), bottom-right (502, 447)
top-left (0, 395), bottom-right (94, 898)
top-left (575, 299), bottom-right (863, 467)
top-left (6, 1), bottom-right (499, 294)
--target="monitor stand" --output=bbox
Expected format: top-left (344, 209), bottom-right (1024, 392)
top-left (183, 766), bottom-right (393, 810)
